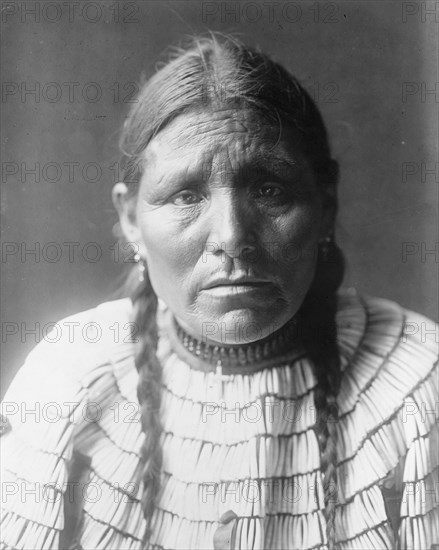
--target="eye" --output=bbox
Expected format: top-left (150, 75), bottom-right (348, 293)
top-left (256, 183), bottom-right (284, 198)
top-left (171, 189), bottom-right (204, 206)
top-left (249, 181), bottom-right (298, 210)
top-left (252, 182), bottom-right (292, 203)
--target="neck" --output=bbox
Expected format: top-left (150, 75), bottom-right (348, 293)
top-left (170, 314), bottom-right (302, 372)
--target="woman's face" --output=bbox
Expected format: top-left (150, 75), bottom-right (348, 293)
top-left (132, 108), bottom-right (331, 345)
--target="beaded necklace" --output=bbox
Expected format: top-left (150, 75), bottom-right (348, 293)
top-left (173, 315), bottom-right (300, 377)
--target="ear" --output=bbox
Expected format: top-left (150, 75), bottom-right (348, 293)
top-left (319, 187), bottom-right (337, 240)
top-left (112, 182), bottom-right (146, 257)
top-left (319, 160), bottom-right (338, 240)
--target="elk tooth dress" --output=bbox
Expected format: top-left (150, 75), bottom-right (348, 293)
top-left (1, 291), bottom-right (438, 550)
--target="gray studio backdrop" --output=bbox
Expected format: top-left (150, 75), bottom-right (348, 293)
top-left (1, 0), bottom-right (438, 395)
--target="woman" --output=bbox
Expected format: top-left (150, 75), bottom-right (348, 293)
top-left (1, 36), bottom-right (438, 550)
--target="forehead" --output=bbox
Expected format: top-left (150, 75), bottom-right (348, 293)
top-left (143, 108), bottom-right (304, 169)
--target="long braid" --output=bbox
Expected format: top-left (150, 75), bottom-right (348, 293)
top-left (300, 245), bottom-right (344, 550)
top-left (131, 273), bottom-right (163, 544)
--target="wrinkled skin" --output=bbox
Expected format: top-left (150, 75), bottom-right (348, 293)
top-left (114, 108), bottom-right (333, 345)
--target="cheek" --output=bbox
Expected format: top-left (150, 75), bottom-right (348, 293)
top-left (268, 203), bottom-right (322, 262)
top-left (138, 212), bottom-right (200, 291)
top-left (265, 206), bottom-right (321, 304)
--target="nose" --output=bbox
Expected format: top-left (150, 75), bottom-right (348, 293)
top-left (206, 191), bottom-right (257, 260)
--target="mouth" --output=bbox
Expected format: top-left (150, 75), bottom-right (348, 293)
top-left (201, 277), bottom-right (274, 298)
top-left (202, 284), bottom-right (273, 297)
top-left (203, 276), bottom-right (271, 290)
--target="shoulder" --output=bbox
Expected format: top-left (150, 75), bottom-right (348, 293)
top-left (336, 290), bottom-right (438, 411)
top-left (6, 298), bottom-right (134, 393)
top-left (335, 290), bottom-right (438, 455)
top-left (25, 297), bottom-right (135, 370)
top-left (334, 292), bottom-right (438, 510)
top-left (1, 298), bottom-right (138, 431)
top-left (336, 290), bottom-right (438, 374)
top-left (336, 290), bottom-right (438, 435)
top-left (0, 298), bottom-right (138, 548)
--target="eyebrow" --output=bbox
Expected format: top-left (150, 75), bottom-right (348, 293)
top-left (257, 151), bottom-right (300, 170)
top-left (242, 150), bottom-right (306, 180)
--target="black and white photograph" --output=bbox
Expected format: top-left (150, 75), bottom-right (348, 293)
top-left (1, 1), bottom-right (438, 549)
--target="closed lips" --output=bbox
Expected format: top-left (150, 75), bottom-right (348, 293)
top-left (203, 278), bottom-right (271, 289)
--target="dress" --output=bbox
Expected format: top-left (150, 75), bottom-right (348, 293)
top-left (1, 291), bottom-right (438, 550)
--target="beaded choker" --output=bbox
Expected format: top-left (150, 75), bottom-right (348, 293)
top-left (173, 316), bottom-right (300, 376)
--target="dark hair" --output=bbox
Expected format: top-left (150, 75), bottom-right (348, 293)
top-left (121, 34), bottom-right (344, 549)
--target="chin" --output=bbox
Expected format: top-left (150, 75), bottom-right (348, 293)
top-left (198, 308), bottom-right (288, 346)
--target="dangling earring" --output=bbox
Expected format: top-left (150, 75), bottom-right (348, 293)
top-left (134, 252), bottom-right (146, 283)
top-left (310, 232), bottom-right (344, 295)
top-left (319, 234), bottom-right (334, 263)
